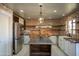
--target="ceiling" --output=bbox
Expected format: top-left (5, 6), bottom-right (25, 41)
top-left (4, 3), bottom-right (77, 20)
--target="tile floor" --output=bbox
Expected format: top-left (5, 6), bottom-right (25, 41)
top-left (51, 45), bottom-right (66, 56)
top-left (14, 45), bottom-right (66, 56)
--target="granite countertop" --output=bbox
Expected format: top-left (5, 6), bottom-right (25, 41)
top-left (64, 36), bottom-right (79, 43)
top-left (29, 37), bottom-right (52, 45)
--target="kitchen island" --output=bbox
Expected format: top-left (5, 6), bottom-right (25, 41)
top-left (29, 37), bottom-right (52, 56)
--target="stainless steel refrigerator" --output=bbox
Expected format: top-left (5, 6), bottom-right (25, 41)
top-left (13, 22), bottom-right (24, 54)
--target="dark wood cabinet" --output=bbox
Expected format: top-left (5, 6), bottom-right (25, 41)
top-left (30, 44), bottom-right (51, 56)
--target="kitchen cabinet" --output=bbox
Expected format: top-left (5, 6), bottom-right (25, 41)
top-left (59, 37), bottom-right (75, 56)
top-left (58, 36), bottom-right (79, 56)
top-left (30, 44), bottom-right (51, 56)
top-left (49, 36), bottom-right (57, 44)
top-left (64, 39), bottom-right (76, 56)
top-left (58, 36), bottom-right (65, 50)
top-left (19, 17), bottom-right (24, 25)
top-left (67, 41), bottom-right (76, 56)
top-left (76, 43), bottom-right (79, 56)
top-left (64, 39), bottom-right (70, 55)
top-left (24, 35), bottom-right (30, 44)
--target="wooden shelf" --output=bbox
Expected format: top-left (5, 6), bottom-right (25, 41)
top-left (52, 25), bottom-right (65, 27)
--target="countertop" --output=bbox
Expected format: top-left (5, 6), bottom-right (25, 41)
top-left (64, 36), bottom-right (79, 43)
top-left (29, 37), bottom-right (52, 45)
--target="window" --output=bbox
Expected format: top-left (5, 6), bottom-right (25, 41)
top-left (68, 20), bottom-right (72, 34)
top-left (72, 19), bottom-right (76, 34)
top-left (67, 19), bottom-right (76, 35)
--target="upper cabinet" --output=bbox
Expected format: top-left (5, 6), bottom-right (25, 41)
top-left (13, 13), bottom-right (25, 30)
top-left (19, 17), bottom-right (24, 25)
top-left (13, 15), bottom-right (19, 22)
top-left (13, 14), bottom-right (24, 25)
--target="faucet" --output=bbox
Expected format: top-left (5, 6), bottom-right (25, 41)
top-left (67, 33), bottom-right (72, 37)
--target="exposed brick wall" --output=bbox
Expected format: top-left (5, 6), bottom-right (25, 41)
top-left (26, 19), bottom-right (64, 26)
top-left (25, 18), bottom-right (66, 39)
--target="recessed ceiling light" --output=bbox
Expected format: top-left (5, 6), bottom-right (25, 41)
top-left (20, 10), bottom-right (24, 12)
top-left (53, 10), bottom-right (57, 13)
top-left (27, 17), bottom-right (31, 19)
top-left (38, 3), bottom-right (43, 5)
top-left (62, 14), bottom-right (65, 16)
top-left (48, 17), bottom-right (52, 19)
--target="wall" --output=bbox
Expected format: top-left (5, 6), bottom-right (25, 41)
top-left (0, 5), bottom-right (13, 56)
top-left (62, 9), bottom-right (79, 39)
top-left (26, 19), bottom-right (64, 26)
top-left (25, 18), bottom-right (66, 39)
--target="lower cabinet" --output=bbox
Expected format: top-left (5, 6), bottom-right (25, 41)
top-left (64, 39), bottom-right (69, 55)
top-left (76, 43), bottom-right (79, 56)
top-left (64, 39), bottom-right (76, 56)
top-left (24, 35), bottom-right (30, 44)
top-left (49, 36), bottom-right (57, 44)
top-left (67, 41), bottom-right (76, 56)
top-left (58, 36), bottom-right (65, 50)
top-left (30, 44), bottom-right (51, 56)
top-left (66, 43), bottom-right (79, 56)
top-left (58, 36), bottom-right (79, 56)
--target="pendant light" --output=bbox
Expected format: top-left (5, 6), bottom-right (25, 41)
top-left (38, 4), bottom-right (44, 24)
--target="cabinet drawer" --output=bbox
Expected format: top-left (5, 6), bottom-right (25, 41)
top-left (30, 45), bottom-right (40, 48)
top-left (40, 45), bottom-right (50, 48)
top-left (30, 45), bottom-right (40, 52)
top-left (40, 45), bottom-right (51, 52)
top-left (30, 44), bottom-right (51, 56)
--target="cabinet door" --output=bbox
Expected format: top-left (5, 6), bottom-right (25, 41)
top-left (30, 45), bottom-right (40, 53)
top-left (58, 36), bottom-right (64, 50)
top-left (68, 41), bottom-right (76, 56)
top-left (49, 36), bottom-right (57, 44)
top-left (59, 38), bottom-right (62, 49)
top-left (40, 45), bottom-right (51, 52)
top-left (62, 38), bottom-right (65, 50)
top-left (30, 45), bottom-right (51, 56)
top-left (64, 39), bottom-right (76, 56)
top-left (58, 38), bottom-right (61, 47)
top-left (76, 43), bottom-right (79, 56)
top-left (24, 35), bottom-right (30, 44)
top-left (64, 40), bottom-right (69, 55)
